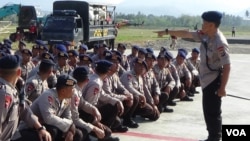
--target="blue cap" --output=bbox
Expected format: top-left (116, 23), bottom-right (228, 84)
top-left (105, 50), bottom-right (122, 62)
top-left (79, 54), bottom-right (93, 62)
top-left (68, 50), bottom-right (79, 57)
top-left (41, 52), bottom-right (54, 61)
top-left (3, 43), bottom-right (11, 49)
top-left (0, 55), bottom-right (20, 69)
top-left (41, 59), bottom-right (55, 66)
top-left (134, 58), bottom-right (148, 70)
top-left (95, 60), bottom-right (113, 70)
top-left (73, 66), bottom-right (89, 80)
top-left (165, 51), bottom-right (174, 60)
top-left (21, 49), bottom-right (32, 56)
top-left (35, 40), bottom-right (45, 46)
top-left (0, 51), bottom-right (6, 58)
top-left (178, 51), bottom-right (187, 59)
top-left (160, 46), bottom-right (167, 52)
top-left (58, 52), bottom-right (69, 58)
top-left (39, 44), bottom-right (48, 51)
top-left (146, 52), bottom-right (156, 60)
top-left (63, 41), bottom-right (72, 46)
top-left (56, 44), bottom-right (67, 52)
top-left (202, 11), bottom-right (222, 24)
top-left (192, 47), bottom-right (200, 53)
top-left (3, 38), bottom-right (12, 45)
top-left (111, 50), bottom-right (122, 58)
top-left (178, 48), bottom-right (188, 56)
top-left (146, 47), bottom-right (154, 54)
top-left (56, 74), bottom-right (77, 87)
top-left (79, 44), bottom-right (88, 50)
top-left (138, 48), bottom-right (147, 54)
top-left (1, 46), bottom-right (11, 54)
top-left (132, 45), bottom-right (140, 50)
top-left (19, 41), bottom-right (26, 46)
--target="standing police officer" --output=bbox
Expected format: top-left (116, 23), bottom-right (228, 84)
top-left (164, 11), bottom-right (231, 141)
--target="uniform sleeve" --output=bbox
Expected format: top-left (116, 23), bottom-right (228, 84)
top-left (216, 43), bottom-right (231, 66)
top-left (0, 92), bottom-right (11, 131)
top-left (24, 82), bottom-right (36, 100)
top-left (143, 82), bottom-right (154, 105)
top-left (166, 70), bottom-right (176, 90)
top-left (99, 89), bottom-right (120, 106)
top-left (151, 72), bottom-right (161, 96)
top-left (71, 93), bottom-right (93, 133)
top-left (83, 82), bottom-right (100, 105)
top-left (120, 73), bottom-right (143, 96)
top-left (38, 93), bottom-right (73, 133)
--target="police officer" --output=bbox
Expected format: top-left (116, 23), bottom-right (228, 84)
top-left (78, 54), bottom-right (95, 75)
top-left (55, 52), bottom-right (73, 77)
top-left (120, 58), bottom-right (157, 124)
top-left (78, 44), bottom-right (88, 55)
top-left (153, 53), bottom-right (176, 112)
top-left (82, 60), bottom-right (123, 140)
top-left (20, 49), bottom-right (35, 81)
top-left (22, 74), bottom-right (82, 141)
top-left (117, 43), bottom-right (130, 71)
top-left (127, 45), bottom-right (139, 69)
top-left (143, 52), bottom-right (161, 119)
top-left (102, 51), bottom-right (134, 130)
top-left (71, 67), bottom-right (112, 141)
top-left (23, 59), bottom-right (55, 103)
top-left (14, 41), bottom-right (26, 57)
top-left (165, 11), bottom-right (231, 141)
top-left (0, 55), bottom-right (51, 141)
top-left (68, 50), bottom-right (79, 69)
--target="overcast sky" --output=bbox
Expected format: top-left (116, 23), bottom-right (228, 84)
top-left (1, 0), bottom-right (250, 16)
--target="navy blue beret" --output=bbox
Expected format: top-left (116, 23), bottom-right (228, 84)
top-left (56, 74), bottom-right (77, 87)
top-left (178, 51), bottom-right (187, 59)
top-left (41, 59), bottom-right (55, 66)
top-left (3, 38), bottom-right (12, 45)
top-left (79, 54), bottom-right (93, 62)
top-left (19, 41), bottom-right (26, 46)
top-left (202, 11), bottom-right (222, 24)
top-left (42, 52), bottom-right (54, 61)
top-left (105, 50), bottom-right (121, 62)
top-left (73, 66), bottom-right (89, 79)
top-left (146, 47), bottom-right (154, 54)
top-left (3, 43), bottom-right (11, 49)
top-left (111, 50), bottom-right (122, 58)
top-left (138, 48), bottom-right (147, 54)
top-left (0, 51), bottom-right (6, 58)
top-left (63, 41), bottom-right (72, 46)
top-left (132, 45), bottom-right (140, 50)
top-left (68, 50), bottom-right (79, 57)
top-left (165, 51), bottom-right (174, 60)
top-left (192, 47), bottom-right (200, 53)
top-left (0, 55), bottom-right (20, 69)
top-left (79, 44), bottom-right (88, 50)
top-left (58, 52), bottom-right (69, 58)
top-left (56, 44), bottom-right (67, 52)
top-left (160, 46), bottom-right (167, 52)
top-left (21, 49), bottom-right (32, 56)
top-left (1, 47), bottom-right (11, 54)
top-left (134, 58), bottom-right (148, 70)
top-left (35, 40), bottom-right (45, 46)
top-left (146, 52), bottom-right (156, 60)
top-left (178, 48), bottom-right (188, 56)
top-left (95, 60), bottom-right (113, 70)
top-left (39, 44), bottom-right (48, 51)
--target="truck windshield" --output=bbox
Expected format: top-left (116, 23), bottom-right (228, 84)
top-left (44, 17), bottom-right (75, 30)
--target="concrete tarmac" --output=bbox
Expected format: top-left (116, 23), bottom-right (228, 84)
top-left (111, 51), bottom-right (250, 141)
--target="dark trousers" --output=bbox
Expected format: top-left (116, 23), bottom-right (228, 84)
top-left (202, 76), bottom-right (222, 141)
top-left (12, 124), bottom-right (83, 141)
top-left (123, 95), bottom-right (139, 121)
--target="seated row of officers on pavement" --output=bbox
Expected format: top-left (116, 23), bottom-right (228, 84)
top-left (0, 39), bottom-right (200, 141)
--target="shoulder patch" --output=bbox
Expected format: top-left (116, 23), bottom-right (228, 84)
top-left (26, 83), bottom-right (35, 92)
top-left (93, 87), bottom-right (99, 95)
top-left (48, 96), bottom-right (53, 105)
top-left (217, 46), bottom-right (226, 57)
top-left (5, 95), bottom-right (12, 108)
top-left (74, 96), bottom-right (80, 107)
top-left (127, 74), bottom-right (132, 80)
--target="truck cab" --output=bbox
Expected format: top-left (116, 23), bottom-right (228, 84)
top-left (41, 0), bottom-right (117, 49)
